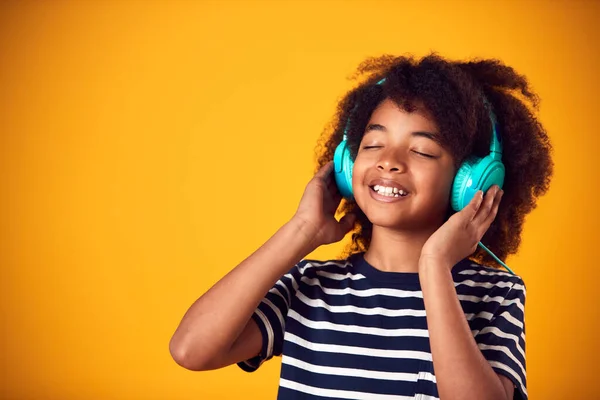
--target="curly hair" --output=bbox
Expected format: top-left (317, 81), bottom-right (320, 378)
top-left (315, 53), bottom-right (554, 269)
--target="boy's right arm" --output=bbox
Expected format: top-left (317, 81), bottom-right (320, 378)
top-left (169, 162), bottom-right (356, 371)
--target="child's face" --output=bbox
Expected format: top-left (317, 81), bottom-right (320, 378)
top-left (352, 98), bottom-right (456, 231)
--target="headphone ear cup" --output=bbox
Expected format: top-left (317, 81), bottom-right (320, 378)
top-left (452, 156), bottom-right (505, 212)
top-left (451, 157), bottom-right (478, 212)
top-left (478, 157), bottom-right (505, 195)
top-left (333, 139), bottom-right (354, 199)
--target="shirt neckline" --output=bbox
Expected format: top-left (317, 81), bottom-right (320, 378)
top-left (350, 252), bottom-right (472, 288)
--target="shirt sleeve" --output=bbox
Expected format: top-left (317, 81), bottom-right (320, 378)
top-left (475, 276), bottom-right (527, 400)
top-left (237, 260), bottom-right (307, 372)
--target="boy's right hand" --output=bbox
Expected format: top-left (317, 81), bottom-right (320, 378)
top-left (292, 161), bottom-right (357, 247)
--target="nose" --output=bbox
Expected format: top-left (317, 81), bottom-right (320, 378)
top-left (376, 149), bottom-right (407, 173)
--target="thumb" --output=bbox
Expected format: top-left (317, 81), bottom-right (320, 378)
top-left (338, 213), bottom-right (357, 235)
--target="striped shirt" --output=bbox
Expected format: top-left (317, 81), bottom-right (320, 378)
top-left (238, 252), bottom-right (527, 400)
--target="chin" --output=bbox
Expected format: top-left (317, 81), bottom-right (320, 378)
top-left (367, 215), bottom-right (423, 231)
top-left (359, 207), bottom-right (415, 231)
top-left (359, 202), bottom-right (446, 233)
top-left (355, 187), bottom-right (449, 231)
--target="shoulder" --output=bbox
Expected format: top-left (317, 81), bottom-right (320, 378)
top-left (277, 256), bottom-right (360, 293)
top-left (453, 258), bottom-right (526, 300)
top-left (295, 256), bottom-right (356, 279)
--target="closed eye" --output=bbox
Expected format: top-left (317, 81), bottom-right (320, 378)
top-left (413, 151), bottom-right (435, 158)
top-left (362, 146), bottom-right (382, 150)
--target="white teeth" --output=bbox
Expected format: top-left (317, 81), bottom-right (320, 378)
top-left (372, 185), bottom-right (409, 197)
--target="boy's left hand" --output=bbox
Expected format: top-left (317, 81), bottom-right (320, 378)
top-left (420, 185), bottom-right (504, 269)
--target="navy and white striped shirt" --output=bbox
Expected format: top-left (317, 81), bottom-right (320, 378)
top-left (238, 252), bottom-right (527, 400)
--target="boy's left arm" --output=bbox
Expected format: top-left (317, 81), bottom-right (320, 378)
top-left (419, 262), bottom-right (515, 400)
top-left (419, 186), bottom-right (520, 400)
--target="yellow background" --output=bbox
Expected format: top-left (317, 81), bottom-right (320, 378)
top-left (1, 0), bottom-right (598, 399)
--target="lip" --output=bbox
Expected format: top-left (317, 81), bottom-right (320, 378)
top-left (368, 178), bottom-right (411, 194)
top-left (366, 178), bottom-right (411, 203)
top-left (368, 186), bottom-right (410, 203)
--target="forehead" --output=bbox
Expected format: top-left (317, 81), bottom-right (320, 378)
top-left (368, 98), bottom-right (439, 134)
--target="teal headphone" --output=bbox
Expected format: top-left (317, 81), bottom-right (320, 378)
top-left (333, 78), bottom-right (514, 274)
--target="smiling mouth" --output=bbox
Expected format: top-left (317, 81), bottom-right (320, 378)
top-left (369, 184), bottom-right (409, 198)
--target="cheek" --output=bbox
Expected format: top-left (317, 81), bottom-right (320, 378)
top-left (351, 155), bottom-right (367, 187)
top-left (418, 166), bottom-right (455, 200)
top-left (350, 160), bottom-right (369, 208)
top-left (443, 163), bottom-right (458, 190)
top-left (439, 168), bottom-right (457, 203)
top-left (351, 168), bottom-right (364, 206)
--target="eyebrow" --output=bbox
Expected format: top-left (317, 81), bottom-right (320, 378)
top-left (364, 123), bottom-right (441, 144)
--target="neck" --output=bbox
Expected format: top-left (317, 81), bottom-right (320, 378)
top-left (364, 224), bottom-right (440, 273)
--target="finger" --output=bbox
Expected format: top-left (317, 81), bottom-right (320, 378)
top-left (475, 190), bottom-right (503, 241)
top-left (327, 185), bottom-right (343, 204)
top-left (326, 170), bottom-right (338, 189)
top-left (315, 161), bottom-right (334, 180)
top-left (338, 212), bottom-right (357, 234)
top-left (472, 185), bottom-right (499, 225)
top-left (331, 189), bottom-right (343, 208)
top-left (481, 189), bottom-right (503, 228)
top-left (326, 174), bottom-right (342, 199)
top-left (465, 190), bottom-right (484, 223)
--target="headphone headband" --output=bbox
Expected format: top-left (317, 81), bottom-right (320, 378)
top-left (340, 76), bottom-right (503, 170)
top-left (483, 97), bottom-right (502, 158)
top-left (342, 77), bottom-right (387, 141)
